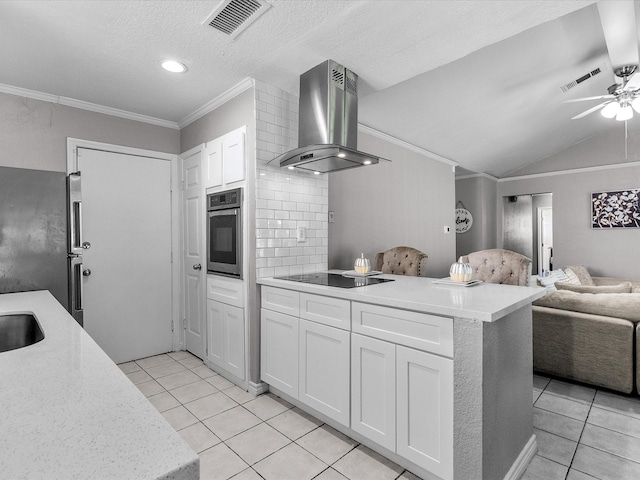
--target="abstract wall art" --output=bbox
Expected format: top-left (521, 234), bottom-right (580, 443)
top-left (591, 189), bottom-right (640, 228)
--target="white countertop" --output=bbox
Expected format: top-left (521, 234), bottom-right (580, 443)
top-left (258, 272), bottom-right (546, 322)
top-left (0, 291), bottom-right (199, 480)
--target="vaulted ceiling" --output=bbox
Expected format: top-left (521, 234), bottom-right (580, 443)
top-left (1, 0), bottom-right (636, 177)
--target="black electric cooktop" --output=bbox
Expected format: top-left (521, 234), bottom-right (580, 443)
top-left (274, 273), bottom-right (394, 289)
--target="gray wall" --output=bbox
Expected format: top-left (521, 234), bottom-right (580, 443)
top-left (498, 165), bottom-right (640, 279)
top-left (455, 176), bottom-right (497, 259)
top-left (329, 131), bottom-right (456, 278)
top-left (180, 89), bottom-right (254, 152)
top-left (0, 92), bottom-right (180, 172)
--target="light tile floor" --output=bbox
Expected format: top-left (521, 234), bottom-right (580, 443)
top-left (122, 352), bottom-right (640, 480)
top-left (522, 373), bottom-right (640, 480)
top-left (119, 351), bottom-right (421, 480)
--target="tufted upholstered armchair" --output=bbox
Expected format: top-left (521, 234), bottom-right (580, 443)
top-left (374, 246), bottom-right (428, 277)
top-left (459, 249), bottom-right (531, 286)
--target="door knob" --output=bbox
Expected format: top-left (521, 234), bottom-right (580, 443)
top-left (82, 269), bottom-right (92, 277)
top-left (193, 264), bottom-right (202, 270)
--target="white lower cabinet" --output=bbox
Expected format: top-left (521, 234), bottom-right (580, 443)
top-left (260, 308), bottom-right (298, 398)
top-left (260, 287), bottom-right (454, 480)
top-left (351, 333), bottom-right (396, 451)
top-left (299, 319), bottom-right (350, 427)
top-left (397, 345), bottom-right (453, 480)
top-left (207, 299), bottom-right (245, 381)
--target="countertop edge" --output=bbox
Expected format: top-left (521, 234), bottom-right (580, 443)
top-left (257, 274), bottom-right (546, 322)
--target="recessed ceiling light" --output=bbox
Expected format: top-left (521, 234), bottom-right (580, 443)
top-left (161, 60), bottom-right (188, 73)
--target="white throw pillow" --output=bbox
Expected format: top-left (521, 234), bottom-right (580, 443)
top-left (537, 269), bottom-right (568, 290)
top-left (563, 269), bottom-right (582, 285)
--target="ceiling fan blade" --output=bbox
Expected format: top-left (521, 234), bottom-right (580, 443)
top-left (571, 101), bottom-right (611, 120)
top-left (564, 95), bottom-right (616, 103)
top-left (598, 1), bottom-right (640, 69)
top-left (624, 72), bottom-right (640, 90)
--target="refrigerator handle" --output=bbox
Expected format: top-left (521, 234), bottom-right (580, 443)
top-left (68, 255), bottom-right (84, 327)
top-left (67, 172), bottom-right (83, 256)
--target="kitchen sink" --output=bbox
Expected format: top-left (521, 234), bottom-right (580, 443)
top-left (0, 314), bottom-right (44, 353)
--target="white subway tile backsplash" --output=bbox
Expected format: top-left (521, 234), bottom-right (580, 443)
top-left (267, 257), bottom-right (282, 268)
top-left (254, 80), bottom-right (328, 278)
top-left (274, 210), bottom-right (289, 220)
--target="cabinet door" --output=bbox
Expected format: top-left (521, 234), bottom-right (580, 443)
top-left (207, 299), bottom-right (224, 368)
top-left (397, 346), bottom-right (453, 480)
top-left (224, 304), bottom-right (245, 380)
top-left (260, 308), bottom-right (298, 398)
top-left (299, 319), bottom-right (350, 427)
top-left (204, 141), bottom-right (222, 188)
top-left (351, 334), bottom-right (396, 451)
top-left (223, 130), bottom-right (244, 184)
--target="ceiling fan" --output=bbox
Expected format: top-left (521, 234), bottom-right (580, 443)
top-left (567, 65), bottom-right (640, 121)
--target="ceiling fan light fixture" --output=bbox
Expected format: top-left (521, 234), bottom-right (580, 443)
top-left (616, 104), bottom-right (633, 121)
top-left (601, 101), bottom-right (620, 118)
top-left (631, 97), bottom-right (640, 113)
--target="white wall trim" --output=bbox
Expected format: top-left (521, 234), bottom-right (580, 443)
top-left (503, 434), bottom-right (537, 480)
top-left (497, 160), bottom-right (640, 182)
top-left (178, 77), bottom-right (255, 129)
top-left (248, 381), bottom-right (269, 396)
top-left (0, 83), bottom-right (180, 130)
top-left (66, 138), bottom-right (175, 173)
top-left (358, 124), bottom-right (459, 168)
top-left (455, 172), bottom-right (499, 181)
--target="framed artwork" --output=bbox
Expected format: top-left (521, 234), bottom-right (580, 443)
top-left (591, 189), bottom-right (640, 228)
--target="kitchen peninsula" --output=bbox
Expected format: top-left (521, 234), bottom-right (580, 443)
top-left (0, 291), bottom-right (198, 480)
top-left (258, 273), bottom-right (546, 480)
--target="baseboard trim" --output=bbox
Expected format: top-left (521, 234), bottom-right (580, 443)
top-left (248, 381), bottom-right (269, 396)
top-left (503, 434), bottom-right (537, 480)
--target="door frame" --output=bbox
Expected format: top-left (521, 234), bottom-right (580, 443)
top-left (179, 143), bottom-right (207, 358)
top-left (537, 206), bottom-right (553, 274)
top-left (66, 138), bottom-right (181, 352)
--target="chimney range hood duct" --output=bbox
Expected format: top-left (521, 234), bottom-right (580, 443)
top-left (271, 60), bottom-right (388, 173)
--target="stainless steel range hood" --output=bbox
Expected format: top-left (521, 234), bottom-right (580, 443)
top-left (272, 60), bottom-right (387, 173)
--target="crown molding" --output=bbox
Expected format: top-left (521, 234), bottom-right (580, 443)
top-left (497, 160), bottom-right (640, 182)
top-left (0, 83), bottom-right (180, 130)
top-left (178, 77), bottom-right (255, 129)
top-left (455, 172), bottom-right (499, 181)
top-left (358, 124), bottom-right (458, 168)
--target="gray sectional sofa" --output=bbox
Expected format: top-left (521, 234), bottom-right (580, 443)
top-left (532, 273), bottom-right (640, 394)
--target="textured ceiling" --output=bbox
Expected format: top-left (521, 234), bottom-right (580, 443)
top-left (1, 0), bottom-right (628, 177)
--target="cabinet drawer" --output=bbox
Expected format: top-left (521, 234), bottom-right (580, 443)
top-left (352, 303), bottom-right (453, 357)
top-left (261, 286), bottom-right (300, 316)
top-left (300, 293), bottom-right (350, 330)
top-left (207, 275), bottom-right (244, 307)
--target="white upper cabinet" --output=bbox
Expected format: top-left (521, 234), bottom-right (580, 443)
top-left (204, 141), bottom-right (222, 188)
top-left (223, 129), bottom-right (245, 185)
top-left (204, 127), bottom-right (245, 189)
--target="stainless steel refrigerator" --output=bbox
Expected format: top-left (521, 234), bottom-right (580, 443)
top-left (0, 166), bottom-right (83, 325)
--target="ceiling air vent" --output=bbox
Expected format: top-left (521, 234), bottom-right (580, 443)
top-left (203, 0), bottom-right (271, 40)
top-left (560, 67), bottom-right (602, 93)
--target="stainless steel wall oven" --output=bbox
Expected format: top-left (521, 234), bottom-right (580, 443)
top-left (207, 188), bottom-right (242, 278)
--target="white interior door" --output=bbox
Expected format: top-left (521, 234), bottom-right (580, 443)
top-left (182, 148), bottom-right (205, 359)
top-left (538, 207), bottom-right (553, 273)
top-left (78, 148), bottom-right (172, 364)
